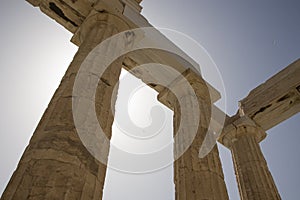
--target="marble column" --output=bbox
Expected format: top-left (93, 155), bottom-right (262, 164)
top-left (159, 74), bottom-right (229, 200)
top-left (221, 116), bottom-right (281, 200)
top-left (1, 11), bottom-right (129, 200)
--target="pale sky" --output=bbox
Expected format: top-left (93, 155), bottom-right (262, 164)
top-left (1, 1), bottom-right (300, 199)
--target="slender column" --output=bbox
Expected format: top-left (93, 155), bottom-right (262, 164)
top-left (173, 100), bottom-right (229, 200)
top-left (221, 116), bottom-right (281, 200)
top-left (159, 75), bottom-right (229, 200)
top-left (1, 11), bottom-right (129, 200)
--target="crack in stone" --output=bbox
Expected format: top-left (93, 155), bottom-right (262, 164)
top-left (252, 104), bottom-right (272, 117)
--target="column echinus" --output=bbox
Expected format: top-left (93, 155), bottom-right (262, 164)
top-left (220, 116), bottom-right (281, 200)
top-left (1, 10), bottom-right (129, 200)
top-left (158, 70), bottom-right (229, 200)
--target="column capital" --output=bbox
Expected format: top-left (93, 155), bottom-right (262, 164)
top-left (223, 115), bottom-right (281, 199)
top-left (158, 68), bottom-right (220, 108)
top-left (72, 10), bottom-right (130, 45)
top-left (157, 69), bottom-right (220, 128)
top-left (220, 116), bottom-right (266, 148)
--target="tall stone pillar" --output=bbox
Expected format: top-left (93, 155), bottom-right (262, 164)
top-left (158, 72), bottom-right (229, 200)
top-left (1, 11), bottom-right (128, 200)
top-left (221, 116), bottom-right (281, 200)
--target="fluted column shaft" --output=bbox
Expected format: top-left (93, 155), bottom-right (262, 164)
top-left (165, 82), bottom-right (229, 200)
top-left (1, 11), bottom-right (128, 200)
top-left (222, 117), bottom-right (281, 200)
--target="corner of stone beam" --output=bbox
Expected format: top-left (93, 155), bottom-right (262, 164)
top-left (121, 0), bottom-right (143, 13)
top-left (71, 29), bottom-right (81, 46)
top-left (180, 68), bottom-right (221, 102)
top-left (184, 68), bottom-right (221, 103)
top-left (26, 0), bottom-right (40, 7)
top-left (157, 87), bottom-right (174, 110)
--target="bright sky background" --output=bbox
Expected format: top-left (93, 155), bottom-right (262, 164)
top-left (1, 0), bottom-right (300, 200)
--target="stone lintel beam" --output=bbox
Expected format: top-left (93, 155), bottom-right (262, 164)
top-left (26, 0), bottom-right (93, 33)
top-left (26, 0), bottom-right (206, 88)
top-left (239, 58), bottom-right (300, 131)
top-left (26, 0), bottom-right (143, 37)
top-left (122, 57), bottom-right (229, 135)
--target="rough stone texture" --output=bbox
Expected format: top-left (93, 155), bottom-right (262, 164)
top-left (5, 0), bottom-right (298, 199)
top-left (173, 129), bottom-right (229, 200)
top-left (1, 11), bottom-right (129, 200)
top-left (220, 116), bottom-right (281, 200)
top-left (217, 59), bottom-right (300, 199)
top-left (159, 73), bottom-right (229, 200)
top-left (26, 0), bottom-right (143, 35)
top-left (239, 59), bottom-right (300, 131)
